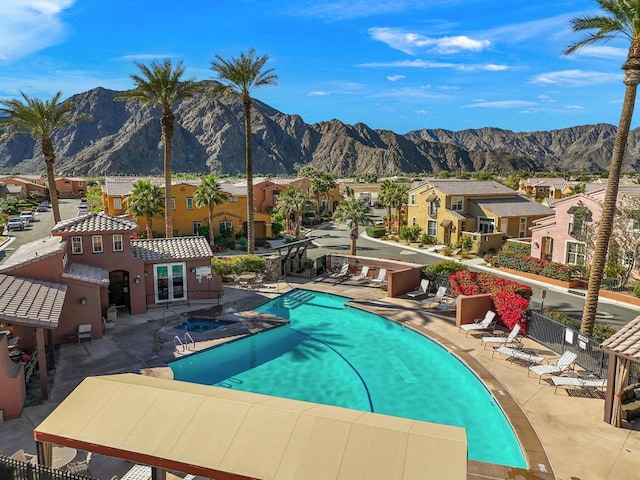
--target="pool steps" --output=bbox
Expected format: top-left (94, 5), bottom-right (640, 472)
top-left (173, 332), bottom-right (195, 354)
top-left (282, 290), bottom-right (315, 309)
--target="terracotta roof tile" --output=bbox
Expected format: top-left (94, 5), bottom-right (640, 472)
top-left (52, 212), bottom-right (138, 234)
top-left (0, 237), bottom-right (66, 273)
top-left (131, 236), bottom-right (213, 261)
top-left (63, 261), bottom-right (110, 286)
top-left (600, 315), bottom-right (640, 362)
top-left (0, 275), bottom-right (67, 327)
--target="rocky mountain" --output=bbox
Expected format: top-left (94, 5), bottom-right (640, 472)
top-left (0, 81), bottom-right (635, 176)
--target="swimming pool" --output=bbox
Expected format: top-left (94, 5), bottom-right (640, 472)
top-left (174, 318), bottom-right (233, 332)
top-left (170, 290), bottom-right (527, 468)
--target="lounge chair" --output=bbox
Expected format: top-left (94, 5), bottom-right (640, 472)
top-left (481, 323), bottom-right (522, 349)
top-left (368, 268), bottom-right (387, 286)
top-left (420, 286), bottom-right (450, 306)
top-left (350, 265), bottom-right (370, 283)
top-left (528, 350), bottom-right (578, 382)
top-left (406, 279), bottom-right (430, 299)
top-left (329, 263), bottom-right (350, 281)
top-left (64, 452), bottom-right (92, 474)
top-left (550, 375), bottom-right (607, 394)
top-left (458, 310), bottom-right (496, 336)
top-left (492, 345), bottom-right (544, 365)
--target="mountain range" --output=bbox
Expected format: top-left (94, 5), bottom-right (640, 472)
top-left (0, 81), bottom-right (638, 177)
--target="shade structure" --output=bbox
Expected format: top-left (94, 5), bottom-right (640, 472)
top-left (34, 374), bottom-right (467, 480)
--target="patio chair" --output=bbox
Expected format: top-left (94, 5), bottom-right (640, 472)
top-left (329, 263), bottom-right (350, 281)
top-left (64, 452), bottom-right (92, 474)
top-left (492, 345), bottom-right (544, 365)
top-left (550, 375), bottom-right (607, 394)
top-left (458, 310), bottom-right (496, 336)
top-left (10, 449), bottom-right (36, 464)
top-left (406, 279), bottom-right (430, 299)
top-left (349, 265), bottom-right (370, 283)
top-left (420, 286), bottom-right (450, 306)
top-left (367, 268), bottom-right (387, 286)
top-left (528, 351), bottom-right (578, 382)
top-left (77, 324), bottom-right (93, 344)
top-left (481, 323), bottom-right (522, 349)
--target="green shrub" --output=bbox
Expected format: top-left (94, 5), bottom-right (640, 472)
top-left (490, 252), bottom-right (572, 281)
top-left (503, 241), bottom-right (531, 256)
top-left (542, 309), bottom-right (617, 342)
top-left (441, 246), bottom-right (453, 256)
top-left (366, 225), bottom-right (387, 238)
top-left (399, 225), bottom-right (422, 242)
top-left (424, 260), bottom-right (467, 276)
top-left (210, 255), bottom-right (266, 277)
top-left (633, 281), bottom-right (640, 298)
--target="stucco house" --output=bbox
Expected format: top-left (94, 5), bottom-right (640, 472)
top-left (55, 177), bottom-right (87, 199)
top-left (406, 179), bottom-right (554, 253)
top-left (518, 177), bottom-right (578, 200)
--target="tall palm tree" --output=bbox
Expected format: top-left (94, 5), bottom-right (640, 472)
top-left (210, 49), bottom-right (278, 254)
top-left (565, 0), bottom-right (640, 336)
top-left (194, 174), bottom-right (228, 247)
top-left (116, 59), bottom-right (199, 238)
top-left (333, 198), bottom-right (374, 256)
top-left (393, 184), bottom-right (409, 235)
top-left (378, 180), bottom-right (396, 234)
top-left (276, 185), bottom-right (314, 240)
top-left (0, 91), bottom-right (90, 224)
top-left (125, 179), bottom-right (164, 239)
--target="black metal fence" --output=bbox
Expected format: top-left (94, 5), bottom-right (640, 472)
top-left (0, 456), bottom-right (94, 480)
top-left (527, 311), bottom-right (609, 377)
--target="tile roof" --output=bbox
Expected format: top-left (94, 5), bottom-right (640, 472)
top-left (52, 212), bottom-right (138, 234)
top-left (600, 315), bottom-right (640, 362)
top-left (0, 236), bottom-right (66, 273)
top-left (131, 236), bottom-right (213, 261)
top-left (0, 274), bottom-right (67, 327)
top-left (63, 261), bottom-right (110, 286)
top-left (473, 196), bottom-right (555, 217)
top-left (428, 179), bottom-right (516, 196)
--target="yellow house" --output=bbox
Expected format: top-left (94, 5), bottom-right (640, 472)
top-left (252, 177), bottom-right (343, 214)
top-left (407, 179), bottom-right (554, 253)
top-left (102, 177), bottom-right (272, 239)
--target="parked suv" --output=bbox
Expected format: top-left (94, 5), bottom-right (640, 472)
top-left (7, 217), bottom-right (24, 231)
top-left (20, 211), bottom-right (35, 223)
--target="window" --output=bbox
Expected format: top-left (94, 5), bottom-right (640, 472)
top-left (427, 220), bottom-right (437, 237)
top-left (186, 197), bottom-right (194, 210)
top-left (78, 181), bottom-right (84, 187)
top-left (154, 262), bottom-right (186, 302)
top-left (428, 202), bottom-right (438, 216)
top-left (170, 197), bottom-right (176, 210)
top-left (218, 220), bottom-right (233, 231)
top-left (519, 217), bottom-right (527, 238)
top-left (112, 234), bottom-right (123, 252)
top-left (193, 222), bottom-right (202, 235)
top-left (92, 235), bottom-right (103, 253)
top-left (478, 217), bottom-right (495, 234)
top-left (566, 241), bottom-right (586, 266)
top-left (412, 216), bottom-right (417, 226)
top-left (410, 194), bottom-right (416, 206)
top-left (71, 236), bottom-right (83, 254)
top-left (451, 197), bottom-right (463, 212)
top-left (113, 198), bottom-right (122, 210)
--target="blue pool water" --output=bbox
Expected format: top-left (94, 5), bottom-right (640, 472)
top-left (170, 290), bottom-right (527, 468)
top-left (175, 318), bottom-right (232, 332)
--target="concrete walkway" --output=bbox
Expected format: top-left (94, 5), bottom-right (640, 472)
top-left (1, 277), bottom-right (638, 480)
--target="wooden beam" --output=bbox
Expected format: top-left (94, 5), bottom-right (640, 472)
top-left (36, 327), bottom-right (49, 402)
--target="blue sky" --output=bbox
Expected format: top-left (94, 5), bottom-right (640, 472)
top-left (0, 0), bottom-right (633, 134)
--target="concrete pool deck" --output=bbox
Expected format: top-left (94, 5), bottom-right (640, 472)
top-left (1, 276), bottom-right (638, 480)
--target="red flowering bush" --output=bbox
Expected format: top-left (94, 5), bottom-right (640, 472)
top-left (449, 270), bottom-right (531, 333)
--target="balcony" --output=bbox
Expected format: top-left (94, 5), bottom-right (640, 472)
top-left (568, 222), bottom-right (587, 240)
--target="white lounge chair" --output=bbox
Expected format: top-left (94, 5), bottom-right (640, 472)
top-left (406, 279), bottom-right (430, 299)
top-left (550, 375), bottom-right (607, 394)
top-left (528, 351), bottom-right (578, 382)
top-left (421, 286), bottom-right (450, 306)
top-left (368, 268), bottom-right (387, 286)
top-left (350, 265), bottom-right (370, 283)
top-left (458, 310), bottom-right (496, 336)
top-left (492, 346), bottom-right (544, 364)
top-left (481, 323), bottom-right (522, 349)
top-left (329, 263), bottom-right (350, 281)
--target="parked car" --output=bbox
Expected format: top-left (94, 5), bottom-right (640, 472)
top-left (36, 204), bottom-right (48, 212)
top-left (20, 211), bottom-right (35, 223)
top-left (6, 217), bottom-right (24, 231)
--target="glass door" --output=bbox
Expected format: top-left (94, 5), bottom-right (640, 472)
top-left (154, 263), bottom-right (185, 302)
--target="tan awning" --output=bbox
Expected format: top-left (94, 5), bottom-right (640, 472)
top-left (34, 374), bottom-right (467, 480)
top-left (440, 219), bottom-right (452, 227)
top-left (425, 193), bottom-right (437, 202)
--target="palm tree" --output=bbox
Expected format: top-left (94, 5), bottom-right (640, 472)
top-left (115, 60), bottom-right (199, 238)
top-left (125, 179), bottom-right (164, 239)
top-left (392, 184), bottom-right (409, 235)
top-left (276, 185), bottom-right (314, 240)
top-left (0, 91), bottom-right (90, 224)
top-left (210, 49), bottom-right (278, 254)
top-left (194, 174), bottom-right (228, 247)
top-left (378, 180), bottom-right (396, 233)
top-left (333, 198), bottom-right (375, 255)
top-left (565, 0), bottom-right (640, 336)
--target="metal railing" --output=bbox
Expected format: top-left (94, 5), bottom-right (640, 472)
top-left (527, 311), bottom-right (609, 377)
top-left (145, 288), bottom-right (224, 310)
top-left (0, 455), bottom-right (95, 480)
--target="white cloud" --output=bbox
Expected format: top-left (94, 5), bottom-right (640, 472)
top-left (369, 27), bottom-right (490, 55)
top-left (566, 45), bottom-right (627, 59)
top-left (463, 100), bottom-right (537, 109)
top-left (374, 86), bottom-right (447, 99)
top-left (308, 91), bottom-right (330, 96)
top-left (530, 69), bottom-right (620, 86)
top-left (289, 1), bottom-right (430, 21)
top-left (483, 64), bottom-right (508, 71)
top-left (566, 105), bottom-right (584, 109)
top-left (120, 54), bottom-right (180, 61)
top-left (387, 75), bottom-right (405, 82)
top-left (415, 109), bottom-right (428, 114)
top-left (0, 1), bottom-right (75, 61)
top-left (482, 13), bottom-right (573, 44)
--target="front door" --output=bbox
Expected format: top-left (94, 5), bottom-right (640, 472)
top-left (109, 270), bottom-right (130, 309)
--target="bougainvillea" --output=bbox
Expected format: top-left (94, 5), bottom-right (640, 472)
top-left (449, 270), bottom-right (531, 333)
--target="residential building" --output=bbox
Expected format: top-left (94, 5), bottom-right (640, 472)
top-left (0, 176), bottom-right (46, 198)
top-left (253, 177), bottom-right (342, 214)
top-left (518, 177), bottom-right (578, 200)
top-left (55, 177), bottom-right (87, 199)
top-left (102, 177), bottom-right (273, 239)
top-left (530, 185), bottom-right (640, 268)
top-left (407, 179), bottom-right (554, 253)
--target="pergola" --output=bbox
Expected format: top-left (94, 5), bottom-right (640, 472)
top-left (34, 374), bottom-right (468, 479)
top-left (0, 274), bottom-right (67, 401)
top-left (600, 315), bottom-right (640, 427)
